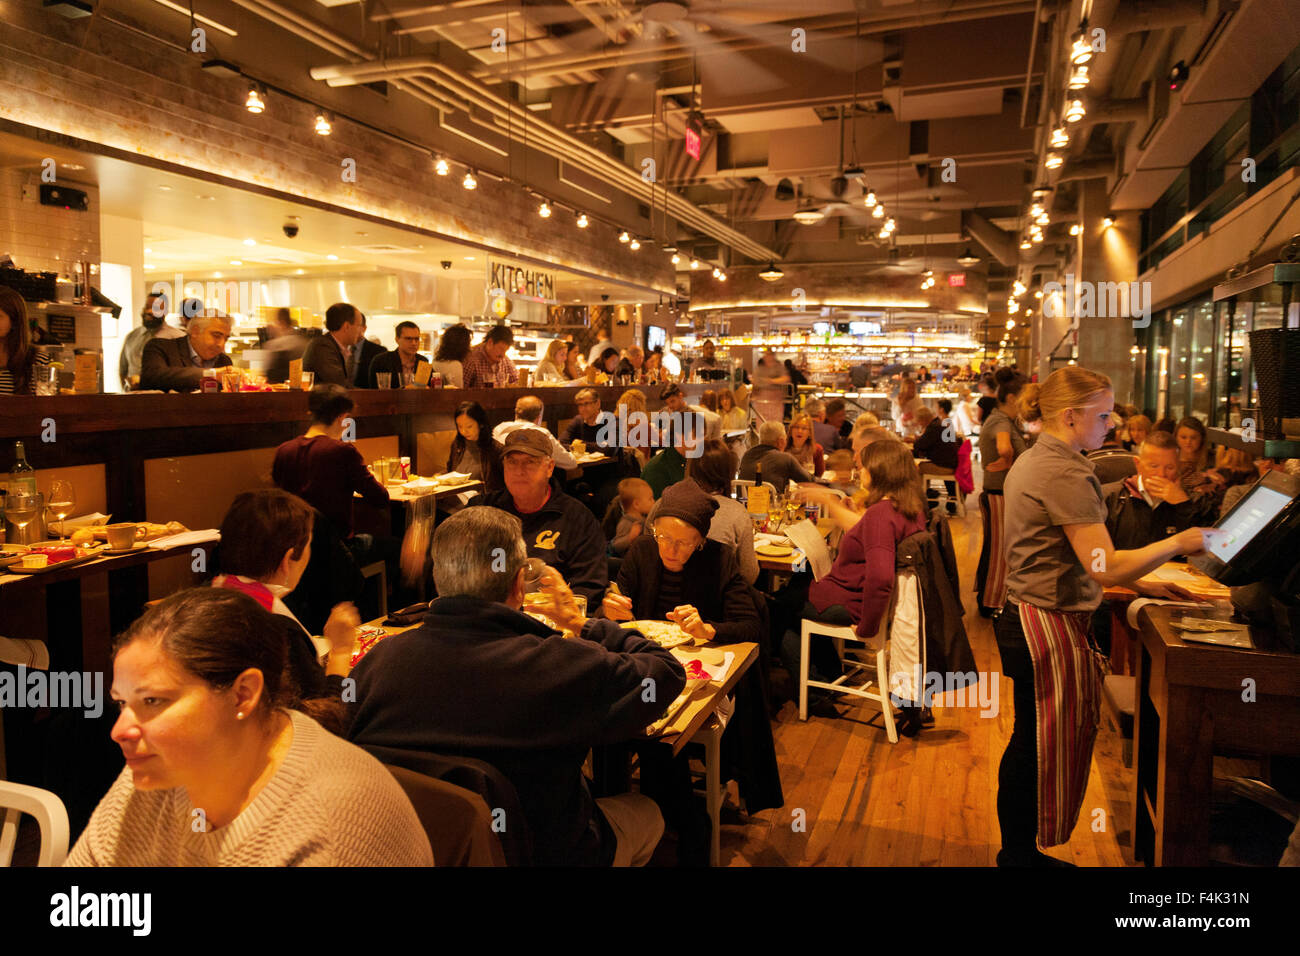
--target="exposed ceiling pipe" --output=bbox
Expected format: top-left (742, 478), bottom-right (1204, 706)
top-left (310, 57), bottom-right (779, 261)
top-left (1107, 0), bottom-right (1208, 36)
top-left (474, 1), bottom-right (1036, 82)
top-left (962, 209), bottom-right (1020, 267)
top-left (225, 0), bottom-right (463, 114)
top-left (1053, 156), bottom-right (1115, 182)
top-left (1078, 97), bottom-right (1149, 126)
top-left (231, 0), bottom-right (776, 262)
top-left (1019, 0), bottom-right (1047, 129)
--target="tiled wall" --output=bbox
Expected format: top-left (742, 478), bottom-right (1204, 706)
top-left (0, 168), bottom-right (100, 277)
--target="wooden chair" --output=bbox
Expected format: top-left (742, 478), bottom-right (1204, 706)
top-left (684, 714), bottom-right (726, 866)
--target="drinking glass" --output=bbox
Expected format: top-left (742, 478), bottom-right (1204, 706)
top-left (299, 371), bottom-right (314, 390)
top-left (376, 371), bottom-right (392, 389)
top-left (401, 370), bottom-right (415, 388)
top-left (36, 366), bottom-right (58, 396)
top-left (4, 492), bottom-right (43, 544)
top-left (48, 480), bottom-right (75, 538)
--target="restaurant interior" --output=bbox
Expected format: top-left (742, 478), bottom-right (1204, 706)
top-left (2, 0), bottom-right (1300, 894)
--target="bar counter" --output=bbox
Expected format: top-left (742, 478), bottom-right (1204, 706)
top-left (0, 386), bottom-right (635, 527)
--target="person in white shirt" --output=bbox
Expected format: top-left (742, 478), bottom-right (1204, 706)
top-left (492, 394), bottom-right (578, 469)
top-left (587, 328), bottom-right (611, 366)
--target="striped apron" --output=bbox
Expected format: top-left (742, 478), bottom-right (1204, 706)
top-left (977, 490), bottom-right (1008, 610)
top-left (1017, 602), bottom-right (1105, 847)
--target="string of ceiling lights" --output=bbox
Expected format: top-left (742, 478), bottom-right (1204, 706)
top-left (230, 64), bottom-right (715, 272)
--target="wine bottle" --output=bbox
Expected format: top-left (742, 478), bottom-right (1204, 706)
top-left (9, 441), bottom-right (36, 496)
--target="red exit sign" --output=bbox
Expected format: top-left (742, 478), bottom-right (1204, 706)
top-left (948, 273), bottom-right (966, 287)
top-left (685, 111), bottom-right (704, 161)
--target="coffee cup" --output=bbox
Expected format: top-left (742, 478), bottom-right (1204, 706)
top-left (106, 523), bottom-right (137, 551)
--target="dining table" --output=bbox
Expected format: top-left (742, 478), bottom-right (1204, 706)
top-left (0, 531), bottom-right (220, 674)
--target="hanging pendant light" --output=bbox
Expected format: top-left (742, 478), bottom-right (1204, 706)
top-left (759, 262), bottom-right (785, 282)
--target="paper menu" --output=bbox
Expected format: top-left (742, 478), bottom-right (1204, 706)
top-left (785, 518), bottom-right (832, 580)
top-left (289, 358), bottom-right (303, 388)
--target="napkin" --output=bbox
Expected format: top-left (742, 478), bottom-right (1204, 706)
top-left (436, 471), bottom-right (472, 483)
top-left (62, 513), bottom-right (110, 530)
top-left (147, 529), bottom-right (221, 550)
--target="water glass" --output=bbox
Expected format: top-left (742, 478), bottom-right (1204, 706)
top-left (299, 371), bottom-right (315, 391)
top-left (376, 371), bottom-right (392, 389)
top-left (49, 479), bottom-right (75, 538)
top-left (36, 366), bottom-right (59, 396)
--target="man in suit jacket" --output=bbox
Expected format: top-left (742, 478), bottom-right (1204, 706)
top-left (352, 312), bottom-right (386, 388)
top-left (302, 302), bottom-right (362, 386)
top-left (138, 312), bottom-right (233, 392)
top-left (368, 320), bottom-right (428, 388)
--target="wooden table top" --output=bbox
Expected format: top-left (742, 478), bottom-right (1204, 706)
top-left (356, 612), bottom-right (756, 755)
top-left (0, 534), bottom-right (219, 588)
top-left (384, 478), bottom-right (484, 502)
top-left (1102, 560), bottom-right (1232, 602)
top-left (756, 517), bottom-right (836, 572)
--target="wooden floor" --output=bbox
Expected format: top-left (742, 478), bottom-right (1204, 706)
top-left (722, 504), bottom-right (1135, 867)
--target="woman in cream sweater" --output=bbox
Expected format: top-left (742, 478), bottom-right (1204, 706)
top-left (67, 588), bottom-right (432, 867)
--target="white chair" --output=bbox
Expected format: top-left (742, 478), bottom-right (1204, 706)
top-left (0, 781), bottom-right (69, 867)
top-left (919, 466), bottom-right (966, 517)
top-left (798, 621), bottom-right (898, 743)
top-left (797, 569), bottom-right (927, 744)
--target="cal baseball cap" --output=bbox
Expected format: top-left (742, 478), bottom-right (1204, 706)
top-left (502, 427), bottom-right (553, 459)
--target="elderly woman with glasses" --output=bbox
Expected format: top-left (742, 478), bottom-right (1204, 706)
top-left (598, 480), bottom-right (782, 862)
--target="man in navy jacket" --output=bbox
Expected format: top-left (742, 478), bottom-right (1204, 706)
top-left (346, 507), bottom-right (685, 866)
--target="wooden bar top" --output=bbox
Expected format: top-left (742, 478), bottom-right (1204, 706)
top-left (0, 385), bottom-right (633, 439)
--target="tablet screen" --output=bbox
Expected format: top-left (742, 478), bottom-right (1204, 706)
top-left (1210, 484), bottom-right (1294, 563)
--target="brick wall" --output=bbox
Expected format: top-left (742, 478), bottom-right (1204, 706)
top-left (0, 169), bottom-right (100, 277)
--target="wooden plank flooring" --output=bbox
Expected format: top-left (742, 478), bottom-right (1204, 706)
top-left (723, 506), bottom-right (1134, 867)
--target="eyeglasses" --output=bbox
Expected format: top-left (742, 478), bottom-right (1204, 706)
top-left (651, 528), bottom-right (702, 554)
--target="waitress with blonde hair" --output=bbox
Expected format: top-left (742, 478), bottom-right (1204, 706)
top-left (995, 366), bottom-right (1219, 867)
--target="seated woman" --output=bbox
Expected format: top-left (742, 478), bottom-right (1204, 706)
top-left (533, 338), bottom-right (570, 384)
top-left (644, 439), bottom-right (759, 584)
top-left (781, 441), bottom-right (929, 734)
top-left (787, 413), bottom-right (825, 477)
top-left (601, 480), bottom-right (781, 856)
top-left (213, 489), bottom-right (357, 705)
top-left (717, 388), bottom-right (747, 433)
top-left (448, 400), bottom-right (504, 493)
top-left (68, 587), bottom-right (433, 866)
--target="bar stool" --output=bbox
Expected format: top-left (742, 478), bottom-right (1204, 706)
top-left (685, 713), bottom-right (726, 867)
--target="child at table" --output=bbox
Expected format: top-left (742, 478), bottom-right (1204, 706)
top-left (610, 477), bottom-right (654, 556)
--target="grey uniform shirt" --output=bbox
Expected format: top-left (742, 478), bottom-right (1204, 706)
top-left (978, 407), bottom-right (1027, 492)
top-left (1003, 431), bottom-right (1107, 612)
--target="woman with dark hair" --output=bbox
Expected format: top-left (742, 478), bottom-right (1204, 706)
top-left (598, 347), bottom-right (620, 378)
top-left (1174, 416), bottom-right (1213, 498)
top-left (67, 588), bottom-right (433, 866)
top-left (564, 342), bottom-right (586, 381)
top-left (0, 285), bottom-right (49, 394)
top-left (432, 324), bottom-right (471, 388)
top-left (783, 359), bottom-right (808, 387)
top-left (786, 441), bottom-right (930, 732)
top-left (213, 490), bottom-right (358, 705)
top-left (642, 349), bottom-right (664, 385)
top-left (976, 373), bottom-right (1028, 615)
top-left (448, 400), bottom-right (504, 492)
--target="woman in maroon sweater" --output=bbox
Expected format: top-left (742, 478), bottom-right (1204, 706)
top-left (788, 441), bottom-right (927, 730)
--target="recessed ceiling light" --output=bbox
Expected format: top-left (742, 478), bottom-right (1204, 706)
top-left (144, 248), bottom-right (152, 254)
top-left (243, 238), bottom-right (256, 246)
top-left (326, 254), bottom-right (338, 261)
top-left (295, 269), bottom-right (305, 275)
top-left (230, 259), bottom-right (242, 266)
top-left (213, 272), bottom-right (223, 279)
top-left (144, 264), bottom-right (155, 270)
top-left (463, 256), bottom-right (476, 261)
top-left (158, 185), bottom-right (172, 191)
top-left (62, 162), bottom-right (85, 171)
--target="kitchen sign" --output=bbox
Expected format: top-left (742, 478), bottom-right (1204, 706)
top-left (487, 258), bottom-right (556, 303)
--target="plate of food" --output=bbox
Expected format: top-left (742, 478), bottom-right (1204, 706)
top-left (0, 546), bottom-right (30, 569)
top-left (7, 544), bottom-right (99, 573)
top-left (623, 619), bottom-right (696, 649)
top-left (756, 543), bottom-right (794, 557)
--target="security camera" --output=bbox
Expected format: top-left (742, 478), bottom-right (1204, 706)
top-left (601, 293), bottom-right (610, 302)
top-left (440, 260), bottom-right (452, 270)
top-left (282, 221), bottom-right (299, 239)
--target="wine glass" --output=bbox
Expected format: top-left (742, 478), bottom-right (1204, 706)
top-left (48, 480), bottom-right (76, 539)
top-left (4, 492), bottom-right (43, 545)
